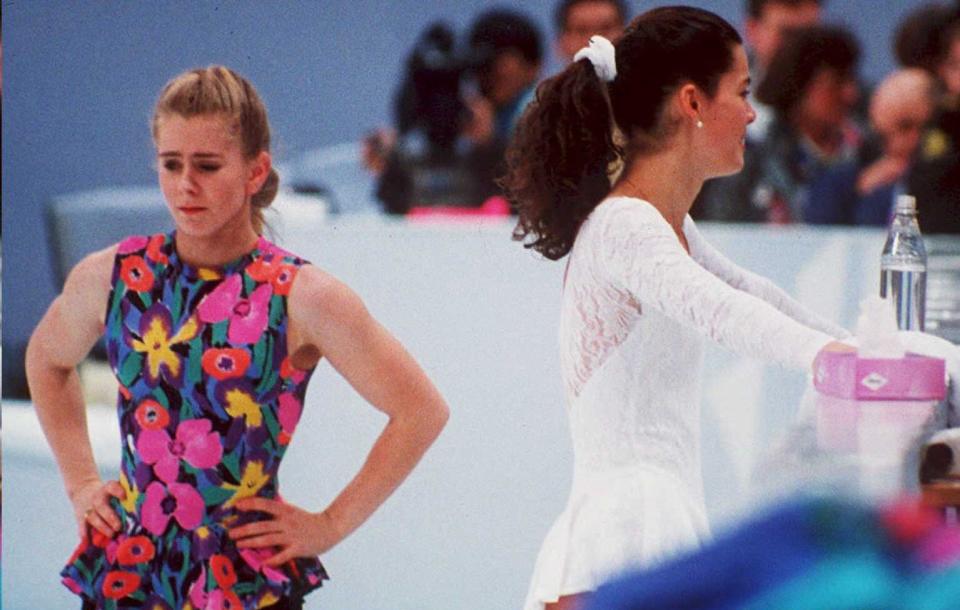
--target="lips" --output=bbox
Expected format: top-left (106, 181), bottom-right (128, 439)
top-left (179, 206), bottom-right (205, 215)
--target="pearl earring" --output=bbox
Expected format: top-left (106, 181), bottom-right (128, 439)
top-left (696, 119), bottom-right (704, 129)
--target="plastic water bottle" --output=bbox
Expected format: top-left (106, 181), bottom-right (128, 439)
top-left (880, 194), bottom-right (927, 331)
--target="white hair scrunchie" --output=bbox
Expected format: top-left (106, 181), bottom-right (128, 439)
top-left (573, 35), bottom-right (617, 82)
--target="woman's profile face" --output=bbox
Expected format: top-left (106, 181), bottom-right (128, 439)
top-left (155, 114), bottom-right (257, 240)
top-left (699, 44), bottom-right (756, 177)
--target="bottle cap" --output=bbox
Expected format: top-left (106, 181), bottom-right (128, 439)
top-left (895, 194), bottom-right (917, 212)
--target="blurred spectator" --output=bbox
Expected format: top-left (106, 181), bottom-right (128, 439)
top-left (743, 0), bottom-right (823, 141)
top-left (696, 25), bottom-right (862, 223)
top-left (897, 7), bottom-right (960, 233)
top-left (894, 2), bottom-right (957, 76)
top-left (806, 69), bottom-right (937, 225)
top-left (553, 0), bottom-right (628, 64)
top-left (466, 8), bottom-right (543, 143)
top-left (372, 9), bottom-right (543, 214)
top-left (935, 19), bottom-right (960, 100)
top-left (909, 113), bottom-right (960, 234)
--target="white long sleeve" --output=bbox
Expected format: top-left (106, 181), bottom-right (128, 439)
top-left (682, 217), bottom-right (851, 339)
top-left (591, 198), bottom-right (832, 372)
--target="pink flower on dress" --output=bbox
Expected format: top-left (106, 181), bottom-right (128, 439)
top-left (117, 235), bottom-right (149, 254)
top-left (141, 481), bottom-right (204, 536)
top-left (197, 274), bottom-right (272, 344)
top-left (137, 419), bottom-right (223, 484)
top-left (205, 588), bottom-right (243, 610)
top-left (259, 237), bottom-right (292, 259)
top-left (188, 565), bottom-right (208, 608)
top-left (62, 576), bottom-right (84, 595)
top-left (277, 392), bottom-right (302, 436)
top-left (238, 547), bottom-right (289, 583)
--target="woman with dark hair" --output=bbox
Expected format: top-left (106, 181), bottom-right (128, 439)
top-left (501, 7), bottom-right (850, 610)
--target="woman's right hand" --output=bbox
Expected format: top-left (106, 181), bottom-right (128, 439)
top-left (821, 340), bottom-right (856, 354)
top-left (812, 340), bottom-right (856, 375)
top-left (69, 478), bottom-right (125, 539)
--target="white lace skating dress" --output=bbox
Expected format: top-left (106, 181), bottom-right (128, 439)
top-left (524, 197), bottom-right (848, 609)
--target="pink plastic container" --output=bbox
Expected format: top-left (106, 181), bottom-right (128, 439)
top-left (813, 351), bottom-right (947, 456)
top-left (813, 351), bottom-right (946, 401)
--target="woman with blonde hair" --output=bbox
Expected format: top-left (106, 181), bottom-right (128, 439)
top-left (26, 65), bottom-right (449, 609)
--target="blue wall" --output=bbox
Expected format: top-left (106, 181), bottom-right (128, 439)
top-left (1, 0), bottom-right (926, 394)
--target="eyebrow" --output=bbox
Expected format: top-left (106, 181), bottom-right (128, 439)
top-left (158, 152), bottom-right (224, 159)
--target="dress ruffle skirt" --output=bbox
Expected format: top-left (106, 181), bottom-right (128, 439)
top-left (523, 463), bottom-right (711, 610)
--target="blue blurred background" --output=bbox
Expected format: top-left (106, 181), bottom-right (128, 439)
top-left (0, 0), bottom-right (927, 396)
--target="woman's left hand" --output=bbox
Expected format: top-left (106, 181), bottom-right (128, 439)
top-left (228, 497), bottom-right (343, 567)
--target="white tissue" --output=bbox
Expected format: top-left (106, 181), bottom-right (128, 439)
top-left (855, 296), bottom-right (906, 358)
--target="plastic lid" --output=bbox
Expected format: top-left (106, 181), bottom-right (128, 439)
top-left (895, 194), bottom-right (917, 212)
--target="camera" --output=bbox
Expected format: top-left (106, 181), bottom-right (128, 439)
top-left (377, 22), bottom-right (496, 214)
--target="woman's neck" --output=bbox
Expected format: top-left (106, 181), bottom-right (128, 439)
top-left (174, 218), bottom-right (260, 269)
top-left (609, 147), bottom-right (703, 232)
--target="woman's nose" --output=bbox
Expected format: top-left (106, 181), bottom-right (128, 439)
top-left (179, 167), bottom-right (198, 193)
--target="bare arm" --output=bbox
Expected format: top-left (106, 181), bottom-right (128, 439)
top-left (231, 265), bottom-right (449, 564)
top-left (25, 244), bottom-right (124, 537)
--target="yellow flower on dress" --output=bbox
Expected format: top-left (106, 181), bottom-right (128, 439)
top-left (224, 386), bottom-right (263, 427)
top-left (129, 304), bottom-right (199, 386)
top-left (197, 267), bottom-right (222, 281)
top-left (222, 461), bottom-right (271, 508)
top-left (119, 471), bottom-right (139, 514)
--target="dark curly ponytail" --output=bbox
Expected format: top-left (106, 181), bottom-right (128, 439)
top-left (502, 6), bottom-right (742, 260)
top-left (502, 60), bottom-right (621, 260)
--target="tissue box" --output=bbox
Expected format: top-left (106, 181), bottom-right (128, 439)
top-left (814, 351), bottom-right (946, 401)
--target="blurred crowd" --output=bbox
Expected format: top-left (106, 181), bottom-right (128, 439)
top-left (694, 0), bottom-right (960, 235)
top-left (360, 0), bottom-right (960, 234)
top-left (362, 0), bottom-right (628, 215)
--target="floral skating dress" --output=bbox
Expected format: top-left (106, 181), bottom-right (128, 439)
top-left (61, 233), bottom-right (329, 609)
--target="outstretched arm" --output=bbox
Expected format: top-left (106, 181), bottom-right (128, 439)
top-left (25, 245), bottom-right (125, 538)
top-left (683, 216), bottom-right (850, 339)
top-left (230, 265), bottom-right (449, 565)
top-left (596, 200), bottom-right (840, 371)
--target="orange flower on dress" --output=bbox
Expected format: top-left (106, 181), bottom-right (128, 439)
top-left (102, 570), bottom-right (141, 599)
top-left (201, 348), bottom-right (251, 381)
top-left (270, 264), bottom-right (297, 296)
top-left (117, 535), bottom-right (156, 566)
top-left (146, 234), bottom-right (169, 264)
top-left (120, 255), bottom-right (155, 292)
top-left (247, 255), bottom-right (298, 295)
top-left (211, 554), bottom-right (238, 589)
top-left (91, 528), bottom-right (112, 549)
top-left (245, 256), bottom-right (280, 283)
top-left (279, 356), bottom-right (307, 383)
top-left (135, 399), bottom-right (170, 430)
